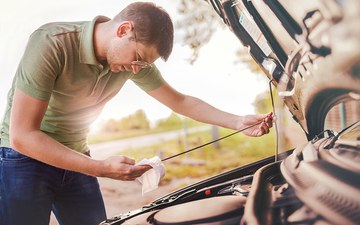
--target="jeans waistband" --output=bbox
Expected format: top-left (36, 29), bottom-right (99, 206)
top-left (0, 147), bottom-right (26, 159)
top-left (0, 147), bottom-right (91, 159)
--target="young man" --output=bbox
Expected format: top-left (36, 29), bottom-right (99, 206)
top-left (0, 2), bottom-right (273, 225)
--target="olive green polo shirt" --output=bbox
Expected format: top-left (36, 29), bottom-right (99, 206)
top-left (0, 16), bottom-right (165, 153)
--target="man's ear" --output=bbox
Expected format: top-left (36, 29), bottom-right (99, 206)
top-left (116, 21), bottom-right (133, 37)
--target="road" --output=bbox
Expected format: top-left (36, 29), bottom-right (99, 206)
top-left (89, 126), bottom-right (211, 159)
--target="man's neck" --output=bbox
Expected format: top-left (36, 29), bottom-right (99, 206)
top-left (93, 21), bottom-right (111, 65)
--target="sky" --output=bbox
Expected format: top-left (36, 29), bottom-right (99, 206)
top-left (0, 0), bottom-right (269, 131)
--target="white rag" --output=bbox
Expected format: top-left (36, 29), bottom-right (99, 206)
top-left (135, 156), bottom-right (166, 195)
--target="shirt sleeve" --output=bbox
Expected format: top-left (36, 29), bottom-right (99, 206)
top-left (15, 29), bottom-right (62, 101)
top-left (130, 64), bottom-right (165, 91)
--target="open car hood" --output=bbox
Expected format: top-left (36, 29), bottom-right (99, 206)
top-left (99, 1), bottom-right (360, 224)
top-left (209, 0), bottom-right (360, 139)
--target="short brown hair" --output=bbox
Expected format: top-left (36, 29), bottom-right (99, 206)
top-left (114, 2), bottom-right (174, 61)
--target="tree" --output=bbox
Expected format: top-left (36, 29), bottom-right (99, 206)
top-left (155, 112), bottom-right (183, 129)
top-left (100, 109), bottom-right (150, 132)
top-left (175, 0), bottom-right (224, 64)
top-left (101, 118), bottom-right (119, 133)
top-left (176, 0), bottom-right (263, 73)
top-left (129, 109), bottom-right (150, 130)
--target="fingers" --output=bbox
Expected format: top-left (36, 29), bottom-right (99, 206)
top-left (118, 155), bottom-right (136, 165)
top-left (136, 164), bottom-right (152, 171)
top-left (133, 164), bottom-right (152, 176)
top-left (124, 165), bottom-right (152, 181)
top-left (263, 112), bottom-right (276, 128)
top-left (102, 156), bottom-right (152, 181)
top-left (260, 121), bottom-right (270, 135)
top-left (117, 165), bottom-right (150, 181)
top-left (241, 112), bottom-right (275, 137)
top-left (259, 112), bottom-right (274, 135)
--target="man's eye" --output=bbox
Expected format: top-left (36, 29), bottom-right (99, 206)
top-left (137, 55), bottom-right (143, 61)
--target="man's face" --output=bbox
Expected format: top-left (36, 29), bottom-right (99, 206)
top-left (106, 32), bottom-right (159, 74)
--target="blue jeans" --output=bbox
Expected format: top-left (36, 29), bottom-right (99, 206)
top-left (0, 147), bottom-right (107, 225)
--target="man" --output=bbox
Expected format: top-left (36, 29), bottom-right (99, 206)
top-left (0, 2), bottom-right (273, 225)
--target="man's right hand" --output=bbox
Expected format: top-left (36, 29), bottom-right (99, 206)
top-left (97, 155), bottom-right (152, 181)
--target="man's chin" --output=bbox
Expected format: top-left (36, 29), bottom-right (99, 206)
top-left (110, 66), bottom-right (132, 73)
top-left (111, 69), bottom-right (120, 73)
top-left (110, 67), bottom-right (122, 73)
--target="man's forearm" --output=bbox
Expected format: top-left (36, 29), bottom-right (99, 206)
top-left (10, 129), bottom-right (103, 177)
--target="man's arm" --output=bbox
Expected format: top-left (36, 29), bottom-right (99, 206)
top-left (9, 88), bottom-right (150, 180)
top-left (147, 82), bottom-right (273, 137)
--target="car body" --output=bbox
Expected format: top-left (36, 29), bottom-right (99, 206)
top-left (100, 0), bottom-right (360, 224)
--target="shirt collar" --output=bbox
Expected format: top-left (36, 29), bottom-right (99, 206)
top-left (79, 16), bottom-right (110, 66)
